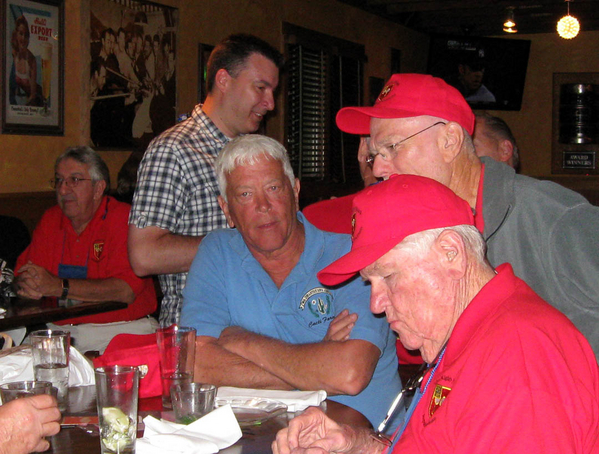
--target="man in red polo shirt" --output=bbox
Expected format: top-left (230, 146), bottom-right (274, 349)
top-left (16, 146), bottom-right (156, 353)
top-left (273, 175), bottom-right (599, 454)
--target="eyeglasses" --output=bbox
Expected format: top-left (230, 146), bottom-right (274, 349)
top-left (366, 121), bottom-right (446, 165)
top-left (49, 176), bottom-right (93, 189)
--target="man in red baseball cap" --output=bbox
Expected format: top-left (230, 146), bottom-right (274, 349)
top-left (273, 174), bottom-right (599, 454)
top-left (334, 73), bottom-right (599, 362)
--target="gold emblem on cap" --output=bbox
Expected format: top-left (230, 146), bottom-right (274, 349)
top-left (377, 84), bottom-right (393, 102)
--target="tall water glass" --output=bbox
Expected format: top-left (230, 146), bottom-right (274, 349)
top-left (30, 329), bottom-right (70, 406)
top-left (156, 325), bottom-right (196, 409)
top-left (95, 366), bottom-right (139, 454)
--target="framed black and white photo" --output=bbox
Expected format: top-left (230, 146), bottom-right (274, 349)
top-left (2, 0), bottom-right (64, 135)
top-left (90, 0), bottom-right (177, 150)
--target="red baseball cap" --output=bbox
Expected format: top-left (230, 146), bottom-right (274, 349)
top-left (336, 73), bottom-right (475, 136)
top-left (317, 174), bottom-right (475, 286)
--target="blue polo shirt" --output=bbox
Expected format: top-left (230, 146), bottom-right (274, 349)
top-left (181, 213), bottom-right (402, 427)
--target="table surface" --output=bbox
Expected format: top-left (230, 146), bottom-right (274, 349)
top-left (48, 386), bottom-right (371, 454)
top-left (0, 296), bottom-right (127, 330)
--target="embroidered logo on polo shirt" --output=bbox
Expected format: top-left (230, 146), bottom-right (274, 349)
top-left (93, 241), bottom-right (105, 261)
top-left (299, 288), bottom-right (334, 327)
top-left (429, 384), bottom-right (451, 417)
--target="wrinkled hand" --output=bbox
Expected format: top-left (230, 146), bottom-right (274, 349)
top-left (272, 407), bottom-right (358, 454)
top-left (15, 262), bottom-right (60, 300)
top-left (324, 310), bottom-right (357, 342)
top-left (0, 395), bottom-right (61, 454)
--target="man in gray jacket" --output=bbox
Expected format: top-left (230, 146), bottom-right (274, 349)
top-left (336, 73), bottom-right (599, 360)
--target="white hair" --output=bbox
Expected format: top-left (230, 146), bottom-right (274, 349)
top-left (394, 225), bottom-right (486, 263)
top-left (215, 135), bottom-right (295, 201)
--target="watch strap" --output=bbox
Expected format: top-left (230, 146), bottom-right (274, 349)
top-left (60, 278), bottom-right (70, 300)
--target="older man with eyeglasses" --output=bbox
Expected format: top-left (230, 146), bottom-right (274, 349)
top-left (15, 146), bottom-right (157, 354)
top-left (335, 73), bottom-right (599, 361)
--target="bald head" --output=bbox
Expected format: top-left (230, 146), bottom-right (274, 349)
top-left (473, 114), bottom-right (519, 171)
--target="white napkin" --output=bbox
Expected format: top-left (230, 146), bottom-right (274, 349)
top-left (217, 387), bottom-right (327, 412)
top-left (0, 345), bottom-right (95, 386)
top-left (137, 405), bottom-right (242, 454)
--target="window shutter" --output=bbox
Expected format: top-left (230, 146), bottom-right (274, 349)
top-left (287, 44), bottom-right (328, 180)
top-left (284, 24), bottom-right (364, 190)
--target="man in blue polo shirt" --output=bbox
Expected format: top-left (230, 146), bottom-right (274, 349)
top-left (180, 135), bottom-right (402, 428)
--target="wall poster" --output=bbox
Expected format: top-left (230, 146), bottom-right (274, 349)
top-left (2, 0), bottom-right (64, 135)
top-left (90, 0), bottom-right (177, 150)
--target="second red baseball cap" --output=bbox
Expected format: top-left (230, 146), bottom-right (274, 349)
top-left (336, 73), bottom-right (475, 136)
top-left (317, 174), bottom-right (475, 286)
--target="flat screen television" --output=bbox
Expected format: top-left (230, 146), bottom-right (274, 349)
top-left (427, 35), bottom-right (531, 111)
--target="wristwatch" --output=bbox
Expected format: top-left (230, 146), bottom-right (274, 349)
top-left (60, 278), bottom-right (70, 300)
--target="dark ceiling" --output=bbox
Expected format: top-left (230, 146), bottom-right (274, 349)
top-left (337, 0), bottom-right (599, 36)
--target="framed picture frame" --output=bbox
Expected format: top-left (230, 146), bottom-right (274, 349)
top-left (197, 42), bottom-right (213, 104)
top-left (427, 35), bottom-right (531, 111)
top-left (90, 0), bottom-right (178, 150)
top-left (2, 0), bottom-right (64, 135)
top-left (551, 72), bottom-right (599, 175)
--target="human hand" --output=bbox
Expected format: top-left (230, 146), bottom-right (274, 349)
top-left (14, 264), bottom-right (43, 300)
top-left (0, 394), bottom-right (61, 454)
top-left (272, 407), bottom-right (359, 454)
top-left (217, 326), bottom-right (252, 355)
top-left (324, 310), bottom-right (357, 342)
top-left (15, 262), bottom-right (61, 299)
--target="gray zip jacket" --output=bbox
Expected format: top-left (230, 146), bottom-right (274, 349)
top-left (481, 156), bottom-right (599, 359)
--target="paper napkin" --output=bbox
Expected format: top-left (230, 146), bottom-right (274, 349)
top-left (136, 404), bottom-right (242, 454)
top-left (216, 387), bottom-right (327, 412)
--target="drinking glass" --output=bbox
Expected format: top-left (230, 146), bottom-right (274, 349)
top-left (0, 381), bottom-right (53, 404)
top-left (30, 329), bottom-right (70, 406)
top-left (95, 365), bottom-right (139, 454)
top-left (156, 325), bottom-right (196, 409)
top-left (171, 383), bottom-right (216, 424)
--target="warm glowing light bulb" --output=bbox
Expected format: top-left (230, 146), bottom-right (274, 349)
top-left (557, 14), bottom-right (580, 39)
top-left (503, 19), bottom-right (516, 28)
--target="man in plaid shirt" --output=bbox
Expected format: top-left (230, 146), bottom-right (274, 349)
top-left (128, 34), bottom-right (284, 325)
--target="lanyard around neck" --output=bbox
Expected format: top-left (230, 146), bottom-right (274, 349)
top-left (421, 346), bottom-right (447, 395)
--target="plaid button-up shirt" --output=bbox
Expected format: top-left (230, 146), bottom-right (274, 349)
top-left (130, 105), bottom-right (229, 325)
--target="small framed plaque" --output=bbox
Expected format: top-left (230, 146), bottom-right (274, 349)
top-left (563, 150), bottom-right (595, 170)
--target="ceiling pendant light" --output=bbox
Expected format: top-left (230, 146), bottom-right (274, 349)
top-left (503, 7), bottom-right (517, 33)
top-left (557, 0), bottom-right (580, 39)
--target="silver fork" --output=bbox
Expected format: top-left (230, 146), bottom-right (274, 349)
top-left (370, 363), bottom-right (428, 446)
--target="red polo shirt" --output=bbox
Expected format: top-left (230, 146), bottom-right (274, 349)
top-left (16, 196), bottom-right (156, 324)
top-left (392, 264), bottom-right (599, 453)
